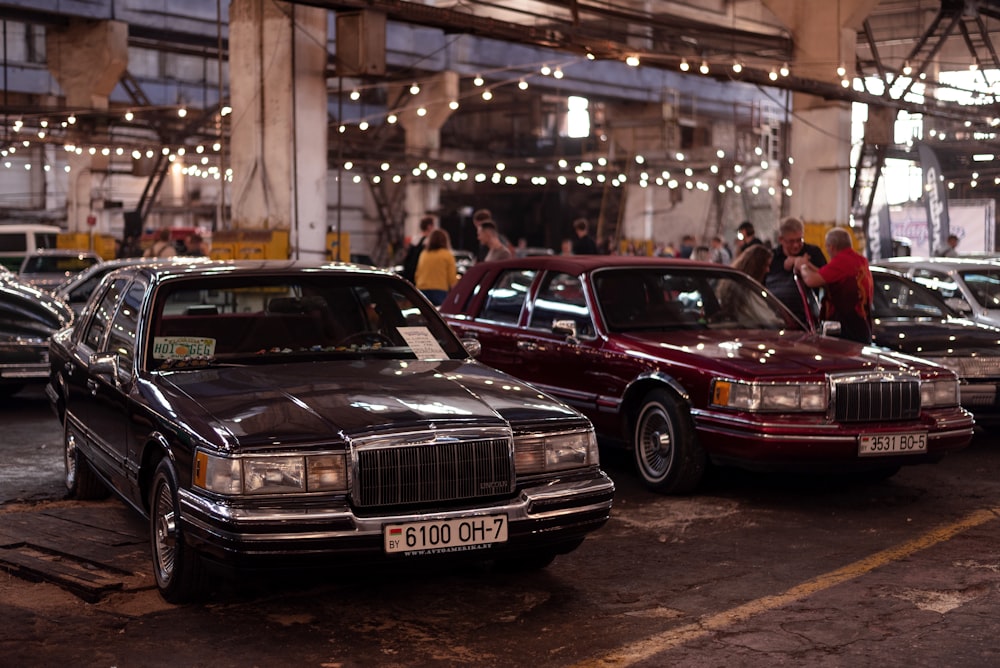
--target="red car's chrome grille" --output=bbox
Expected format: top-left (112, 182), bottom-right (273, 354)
top-left (354, 438), bottom-right (514, 507)
top-left (833, 378), bottom-right (920, 422)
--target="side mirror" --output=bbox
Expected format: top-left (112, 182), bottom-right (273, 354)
top-left (552, 319), bottom-right (579, 343)
top-left (461, 337), bottom-right (481, 358)
top-left (89, 352), bottom-right (121, 388)
top-left (820, 320), bottom-right (842, 337)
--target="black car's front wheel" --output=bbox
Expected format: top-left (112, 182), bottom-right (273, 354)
top-left (632, 389), bottom-right (706, 494)
top-left (150, 459), bottom-right (208, 603)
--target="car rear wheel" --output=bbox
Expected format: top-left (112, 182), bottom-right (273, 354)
top-left (64, 420), bottom-right (109, 500)
top-left (150, 459), bottom-right (208, 603)
top-left (633, 389), bottom-right (706, 494)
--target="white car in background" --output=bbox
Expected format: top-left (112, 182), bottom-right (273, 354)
top-left (875, 256), bottom-right (1000, 328)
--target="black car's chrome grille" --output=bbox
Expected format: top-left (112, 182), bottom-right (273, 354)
top-left (833, 376), bottom-right (921, 422)
top-left (354, 437), bottom-right (514, 507)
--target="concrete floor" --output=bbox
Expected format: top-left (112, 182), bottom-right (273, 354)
top-left (2, 385), bottom-right (999, 667)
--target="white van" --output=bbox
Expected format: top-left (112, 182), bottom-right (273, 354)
top-left (0, 224), bottom-right (62, 271)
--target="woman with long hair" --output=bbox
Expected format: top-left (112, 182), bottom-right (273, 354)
top-left (414, 228), bottom-right (458, 306)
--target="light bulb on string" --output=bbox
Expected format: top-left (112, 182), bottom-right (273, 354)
top-left (779, 62), bottom-right (790, 77)
top-left (679, 58), bottom-right (689, 72)
top-left (626, 55), bottom-right (640, 67)
top-left (732, 60), bottom-right (742, 73)
top-left (902, 60), bottom-right (912, 76)
top-left (699, 60), bottom-right (709, 75)
top-left (769, 68), bottom-right (778, 81)
top-left (409, 83), bottom-right (420, 95)
top-left (836, 63), bottom-right (847, 77)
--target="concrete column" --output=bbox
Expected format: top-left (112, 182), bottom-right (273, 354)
top-left (393, 71), bottom-right (459, 238)
top-left (46, 19), bottom-right (128, 234)
top-left (762, 0), bottom-right (879, 227)
top-left (229, 0), bottom-right (328, 260)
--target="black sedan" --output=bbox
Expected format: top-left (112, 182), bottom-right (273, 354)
top-left (0, 273), bottom-right (73, 397)
top-left (799, 266), bottom-right (1000, 426)
top-left (47, 261), bottom-right (614, 602)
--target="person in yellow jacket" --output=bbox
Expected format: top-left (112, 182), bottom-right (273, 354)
top-left (414, 228), bottom-right (458, 306)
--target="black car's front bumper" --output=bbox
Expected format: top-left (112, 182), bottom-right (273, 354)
top-left (177, 469), bottom-right (615, 568)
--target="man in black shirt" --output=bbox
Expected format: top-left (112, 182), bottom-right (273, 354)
top-left (571, 218), bottom-right (599, 254)
top-left (764, 216), bottom-right (826, 323)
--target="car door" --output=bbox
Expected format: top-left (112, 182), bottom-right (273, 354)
top-left (65, 277), bottom-right (131, 486)
top-left (516, 270), bottom-right (602, 417)
top-left (88, 278), bottom-right (146, 496)
top-left (453, 268), bottom-right (537, 374)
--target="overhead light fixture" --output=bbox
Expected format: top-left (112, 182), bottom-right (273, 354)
top-left (902, 60), bottom-right (912, 76)
top-left (779, 62), bottom-right (790, 77)
top-left (679, 58), bottom-right (689, 72)
top-left (626, 55), bottom-right (640, 67)
top-left (699, 60), bottom-right (709, 74)
top-left (836, 63), bottom-right (847, 77)
top-left (732, 60), bottom-right (742, 73)
top-left (769, 68), bottom-right (778, 81)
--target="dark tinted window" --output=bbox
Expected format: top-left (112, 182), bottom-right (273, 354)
top-left (481, 269), bottom-right (535, 323)
top-left (528, 271), bottom-right (594, 337)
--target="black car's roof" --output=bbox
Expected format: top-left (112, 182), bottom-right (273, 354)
top-left (111, 259), bottom-right (396, 283)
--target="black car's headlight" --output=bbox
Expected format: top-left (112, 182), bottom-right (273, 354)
top-left (514, 428), bottom-right (599, 474)
top-left (194, 451), bottom-right (349, 496)
top-left (711, 379), bottom-right (828, 412)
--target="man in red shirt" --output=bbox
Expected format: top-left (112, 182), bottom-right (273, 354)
top-left (794, 227), bottom-right (874, 344)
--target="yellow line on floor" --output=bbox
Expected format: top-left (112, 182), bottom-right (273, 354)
top-left (576, 507), bottom-right (1000, 667)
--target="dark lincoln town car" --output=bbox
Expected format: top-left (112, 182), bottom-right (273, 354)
top-left (438, 255), bottom-right (975, 494)
top-left (46, 261), bottom-right (614, 602)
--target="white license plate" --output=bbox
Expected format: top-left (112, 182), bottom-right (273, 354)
top-left (858, 432), bottom-right (927, 456)
top-left (384, 515), bottom-right (508, 555)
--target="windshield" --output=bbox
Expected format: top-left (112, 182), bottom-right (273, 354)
top-left (146, 273), bottom-right (467, 369)
top-left (593, 268), bottom-right (803, 332)
top-left (872, 274), bottom-right (951, 319)
top-left (958, 269), bottom-right (1000, 310)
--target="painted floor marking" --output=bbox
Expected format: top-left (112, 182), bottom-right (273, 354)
top-left (577, 507), bottom-right (1000, 667)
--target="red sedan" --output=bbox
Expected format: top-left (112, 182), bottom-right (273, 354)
top-left (440, 255), bottom-right (975, 494)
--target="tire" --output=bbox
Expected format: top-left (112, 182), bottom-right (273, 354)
top-left (64, 420), bottom-right (109, 500)
top-left (149, 459), bottom-right (208, 603)
top-left (632, 389), bottom-right (706, 494)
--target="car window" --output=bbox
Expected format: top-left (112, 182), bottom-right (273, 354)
top-left (146, 274), bottom-right (466, 369)
top-left (104, 281), bottom-right (146, 376)
top-left (594, 268), bottom-right (798, 332)
top-left (528, 271), bottom-right (594, 337)
top-left (910, 269), bottom-right (961, 300)
top-left (480, 269), bottom-right (535, 323)
top-left (959, 270), bottom-right (1000, 309)
top-left (872, 275), bottom-right (949, 318)
top-left (82, 278), bottom-right (130, 350)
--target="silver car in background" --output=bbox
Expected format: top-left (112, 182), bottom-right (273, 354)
top-left (876, 256), bottom-right (1000, 328)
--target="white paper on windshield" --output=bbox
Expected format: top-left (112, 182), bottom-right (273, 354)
top-left (152, 337), bottom-right (217, 359)
top-left (397, 327), bottom-right (447, 360)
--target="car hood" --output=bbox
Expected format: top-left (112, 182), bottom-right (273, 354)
top-left (873, 317), bottom-right (1000, 356)
top-left (614, 329), bottom-right (929, 377)
top-left (151, 359), bottom-right (582, 449)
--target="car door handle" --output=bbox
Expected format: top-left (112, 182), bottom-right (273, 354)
top-left (87, 379), bottom-right (99, 395)
top-left (517, 341), bottom-right (538, 351)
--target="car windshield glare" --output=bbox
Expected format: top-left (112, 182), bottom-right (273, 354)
top-left (873, 275), bottom-right (949, 319)
top-left (960, 270), bottom-right (1000, 309)
top-left (594, 268), bottom-right (799, 332)
top-left (147, 274), bottom-right (466, 369)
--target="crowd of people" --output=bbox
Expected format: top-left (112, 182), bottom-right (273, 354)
top-left (398, 209), bottom-right (876, 345)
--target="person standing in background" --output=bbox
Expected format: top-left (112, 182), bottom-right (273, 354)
top-left (415, 228), bottom-right (458, 306)
top-left (795, 227), bottom-right (874, 344)
top-left (571, 218), bottom-right (599, 254)
top-left (184, 233), bottom-right (208, 256)
top-left (143, 228), bottom-right (177, 258)
top-left (765, 217), bottom-right (826, 323)
top-left (735, 221), bottom-right (763, 255)
top-left (709, 235), bottom-right (732, 264)
top-left (401, 214), bottom-right (436, 283)
top-left (478, 221), bottom-right (513, 262)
